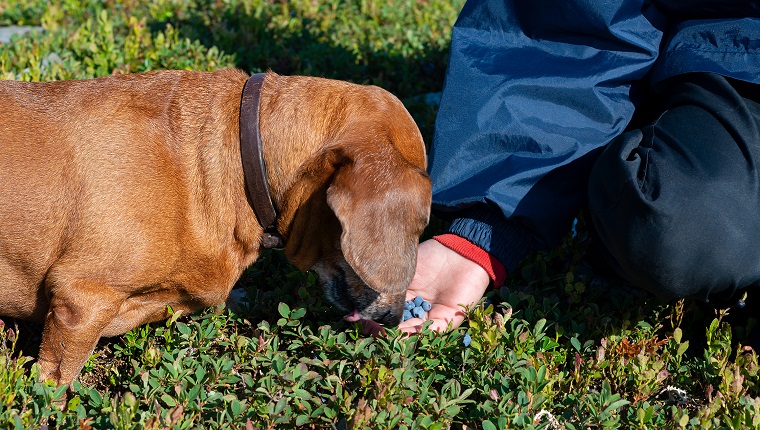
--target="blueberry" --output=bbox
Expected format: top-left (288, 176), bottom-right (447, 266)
top-left (462, 334), bottom-right (472, 347)
top-left (404, 300), bottom-right (415, 311)
top-left (421, 300), bottom-right (432, 311)
top-left (413, 296), bottom-right (424, 307)
top-left (412, 307), bottom-right (424, 319)
top-left (403, 309), bottom-right (412, 321)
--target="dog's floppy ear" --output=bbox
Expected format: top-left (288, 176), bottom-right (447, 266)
top-left (278, 137), bottom-right (431, 292)
top-left (278, 148), bottom-right (345, 272)
top-left (325, 142), bottom-right (432, 295)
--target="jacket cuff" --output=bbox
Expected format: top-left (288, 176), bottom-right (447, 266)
top-left (446, 208), bottom-right (536, 274)
top-left (433, 234), bottom-right (507, 287)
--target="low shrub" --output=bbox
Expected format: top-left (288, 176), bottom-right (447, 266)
top-left (1, 1), bottom-right (759, 428)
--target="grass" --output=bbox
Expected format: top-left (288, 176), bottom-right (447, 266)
top-left (1, 0), bottom-right (759, 428)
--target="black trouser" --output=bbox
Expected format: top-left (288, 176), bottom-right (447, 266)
top-left (588, 72), bottom-right (760, 302)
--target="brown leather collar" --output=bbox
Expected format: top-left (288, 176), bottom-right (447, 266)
top-left (239, 73), bottom-right (284, 249)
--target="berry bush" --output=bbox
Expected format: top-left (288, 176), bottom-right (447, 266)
top-left (1, 1), bottom-right (759, 428)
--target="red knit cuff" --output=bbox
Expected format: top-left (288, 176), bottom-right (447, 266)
top-left (433, 234), bottom-right (507, 287)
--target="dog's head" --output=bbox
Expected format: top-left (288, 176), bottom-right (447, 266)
top-left (271, 83), bottom-right (431, 326)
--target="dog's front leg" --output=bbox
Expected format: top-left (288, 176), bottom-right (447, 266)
top-left (37, 279), bottom-right (123, 387)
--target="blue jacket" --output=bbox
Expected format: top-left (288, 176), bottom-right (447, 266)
top-left (430, 0), bottom-right (760, 273)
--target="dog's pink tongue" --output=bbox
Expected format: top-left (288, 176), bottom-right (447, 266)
top-left (343, 309), bottom-right (362, 322)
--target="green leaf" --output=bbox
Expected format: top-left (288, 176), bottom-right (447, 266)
top-left (444, 405), bottom-right (460, 416)
top-left (164, 362), bottom-right (177, 379)
top-left (571, 337), bottom-right (582, 352)
top-left (168, 308), bottom-right (184, 325)
top-left (482, 420), bottom-right (498, 430)
top-left (88, 388), bottom-right (103, 407)
top-left (278, 302), bottom-right (291, 318)
top-left (677, 341), bottom-right (689, 356)
top-left (290, 307), bottom-right (307, 319)
top-left (230, 399), bottom-right (242, 416)
top-left (187, 384), bottom-right (202, 402)
top-left (274, 397), bottom-right (287, 414)
top-left (537, 366), bottom-right (547, 383)
top-left (66, 396), bottom-right (82, 411)
top-left (601, 399), bottom-right (630, 417)
top-left (52, 384), bottom-right (68, 402)
top-left (534, 318), bottom-right (547, 335)
top-left (177, 322), bottom-right (191, 336)
top-left (161, 394), bottom-right (178, 407)
top-left (294, 389), bottom-right (312, 401)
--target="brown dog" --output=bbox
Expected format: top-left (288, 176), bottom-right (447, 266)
top-left (0, 69), bottom-right (431, 387)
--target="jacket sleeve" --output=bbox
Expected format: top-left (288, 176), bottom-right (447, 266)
top-left (429, 0), bottom-right (665, 272)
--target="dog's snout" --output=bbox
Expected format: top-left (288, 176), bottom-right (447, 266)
top-left (361, 290), bottom-right (406, 326)
top-left (315, 260), bottom-right (408, 326)
top-left (374, 306), bottom-right (403, 326)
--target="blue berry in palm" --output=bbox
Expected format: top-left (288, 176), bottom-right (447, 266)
top-left (405, 300), bottom-right (415, 311)
top-left (413, 296), bottom-right (424, 307)
top-left (412, 307), bottom-right (424, 319)
top-left (403, 309), bottom-right (412, 321)
top-left (421, 300), bottom-right (432, 311)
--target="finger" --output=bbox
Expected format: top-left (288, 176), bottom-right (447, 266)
top-left (358, 318), bottom-right (386, 337)
top-left (398, 319), bottom-right (425, 334)
top-left (398, 317), bottom-right (425, 332)
top-left (398, 312), bottom-right (465, 333)
top-left (425, 318), bottom-right (463, 332)
top-left (428, 305), bottom-right (465, 325)
top-left (398, 317), bottom-right (462, 334)
top-left (364, 323), bottom-right (386, 337)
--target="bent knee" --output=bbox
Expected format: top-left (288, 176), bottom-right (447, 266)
top-left (590, 202), bottom-right (759, 302)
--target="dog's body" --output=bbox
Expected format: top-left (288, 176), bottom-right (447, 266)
top-left (0, 69), bottom-right (431, 386)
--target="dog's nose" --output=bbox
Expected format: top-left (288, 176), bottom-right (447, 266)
top-left (374, 305), bottom-right (403, 326)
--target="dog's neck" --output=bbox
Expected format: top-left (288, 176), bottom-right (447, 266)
top-left (239, 73), bottom-right (283, 249)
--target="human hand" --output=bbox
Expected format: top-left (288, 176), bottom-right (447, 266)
top-left (347, 239), bottom-right (490, 335)
top-left (398, 238), bottom-right (490, 333)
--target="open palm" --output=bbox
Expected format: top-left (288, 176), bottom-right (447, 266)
top-left (351, 239), bottom-right (490, 335)
top-left (397, 239), bottom-right (490, 333)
